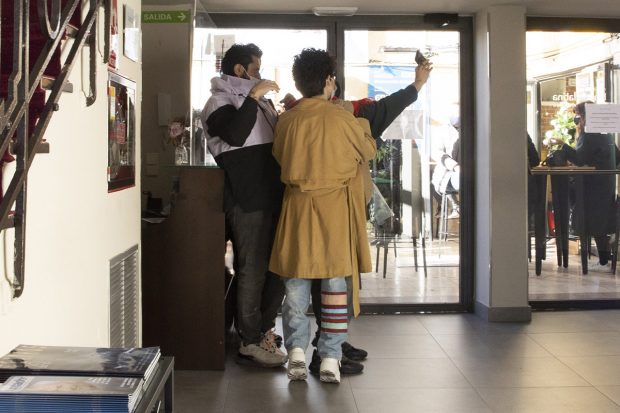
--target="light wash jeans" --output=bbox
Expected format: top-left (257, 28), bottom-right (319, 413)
top-left (282, 277), bottom-right (348, 360)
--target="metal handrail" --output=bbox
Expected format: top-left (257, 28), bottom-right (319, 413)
top-left (0, 0), bottom-right (108, 297)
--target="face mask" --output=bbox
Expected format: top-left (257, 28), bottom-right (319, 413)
top-left (242, 67), bottom-right (261, 82)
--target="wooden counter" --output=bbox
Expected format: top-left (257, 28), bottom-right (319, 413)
top-left (142, 167), bottom-right (225, 370)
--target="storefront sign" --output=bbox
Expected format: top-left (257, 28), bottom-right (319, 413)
top-left (585, 104), bottom-right (620, 133)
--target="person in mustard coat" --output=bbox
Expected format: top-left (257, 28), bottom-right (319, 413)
top-left (268, 48), bottom-right (376, 383)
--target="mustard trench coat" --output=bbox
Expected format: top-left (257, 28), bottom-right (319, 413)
top-left (268, 98), bottom-right (376, 316)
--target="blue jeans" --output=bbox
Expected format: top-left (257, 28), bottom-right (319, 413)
top-left (227, 205), bottom-right (284, 345)
top-left (282, 277), bottom-right (348, 360)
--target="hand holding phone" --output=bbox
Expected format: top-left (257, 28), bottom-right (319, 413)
top-left (415, 50), bottom-right (427, 65)
top-left (413, 51), bottom-right (432, 91)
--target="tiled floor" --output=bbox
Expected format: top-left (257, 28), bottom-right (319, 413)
top-left (360, 235), bottom-right (620, 304)
top-left (175, 311), bottom-right (620, 412)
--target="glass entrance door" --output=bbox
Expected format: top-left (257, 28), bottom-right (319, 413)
top-left (343, 30), bottom-right (463, 306)
top-left (192, 13), bottom-right (474, 312)
top-left (526, 30), bottom-right (620, 304)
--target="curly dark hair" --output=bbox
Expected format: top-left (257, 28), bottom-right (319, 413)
top-left (292, 48), bottom-right (336, 98)
top-left (221, 43), bottom-right (263, 76)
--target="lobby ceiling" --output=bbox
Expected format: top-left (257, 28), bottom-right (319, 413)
top-left (196, 0), bottom-right (620, 18)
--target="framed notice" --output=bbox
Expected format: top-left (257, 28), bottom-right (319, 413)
top-left (108, 73), bottom-right (136, 192)
top-left (585, 104), bottom-right (620, 133)
top-left (123, 5), bottom-right (141, 62)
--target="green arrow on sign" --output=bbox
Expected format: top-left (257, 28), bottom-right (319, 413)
top-left (142, 10), bottom-right (190, 24)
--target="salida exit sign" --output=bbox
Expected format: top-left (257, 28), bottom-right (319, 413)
top-left (142, 10), bottom-right (190, 24)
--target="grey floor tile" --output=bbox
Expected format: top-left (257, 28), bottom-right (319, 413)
top-left (521, 312), bottom-right (618, 333)
top-left (560, 356), bottom-right (620, 385)
top-left (174, 370), bottom-right (228, 412)
top-left (222, 384), bottom-right (358, 413)
top-left (451, 356), bottom-right (590, 387)
top-left (476, 386), bottom-right (620, 412)
top-left (585, 311), bottom-right (620, 330)
top-left (224, 361), bottom-right (306, 390)
top-left (174, 313), bottom-right (620, 411)
top-left (417, 314), bottom-right (477, 335)
top-left (348, 358), bottom-right (471, 389)
top-left (434, 333), bottom-right (551, 359)
top-left (596, 386), bottom-right (620, 406)
top-left (464, 314), bottom-right (530, 335)
top-left (175, 387), bottom-right (227, 413)
top-left (529, 332), bottom-right (620, 356)
top-left (175, 370), bottom-right (228, 390)
top-left (352, 388), bottom-right (492, 413)
top-left (349, 334), bottom-right (447, 359)
top-left (349, 315), bottom-right (429, 336)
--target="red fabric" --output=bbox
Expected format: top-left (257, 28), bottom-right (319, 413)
top-left (351, 98), bottom-right (375, 117)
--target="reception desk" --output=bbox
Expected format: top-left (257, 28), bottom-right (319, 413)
top-left (142, 167), bottom-right (225, 370)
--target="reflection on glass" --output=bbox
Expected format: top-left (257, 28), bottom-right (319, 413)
top-left (527, 31), bottom-right (620, 302)
top-left (344, 30), bottom-right (461, 305)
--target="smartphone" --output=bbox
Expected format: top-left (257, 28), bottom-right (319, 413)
top-left (415, 50), bottom-right (426, 65)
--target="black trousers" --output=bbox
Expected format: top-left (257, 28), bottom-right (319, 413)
top-left (227, 205), bottom-right (284, 344)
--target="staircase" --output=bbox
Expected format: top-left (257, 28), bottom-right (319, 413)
top-left (0, 0), bottom-right (109, 297)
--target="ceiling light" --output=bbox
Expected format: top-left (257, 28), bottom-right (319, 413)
top-left (312, 6), bottom-right (358, 16)
top-left (423, 13), bottom-right (458, 28)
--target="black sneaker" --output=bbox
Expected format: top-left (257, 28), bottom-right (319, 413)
top-left (342, 341), bottom-right (368, 361)
top-left (308, 349), bottom-right (364, 375)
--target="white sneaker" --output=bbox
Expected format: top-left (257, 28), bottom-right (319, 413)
top-left (239, 335), bottom-right (287, 367)
top-left (590, 262), bottom-right (611, 273)
top-left (447, 209), bottom-right (460, 219)
top-left (287, 347), bottom-right (307, 381)
top-left (319, 358), bottom-right (341, 383)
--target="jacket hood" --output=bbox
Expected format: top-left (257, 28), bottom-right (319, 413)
top-left (210, 74), bottom-right (259, 96)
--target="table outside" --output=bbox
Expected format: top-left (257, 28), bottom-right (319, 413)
top-left (531, 167), bottom-right (620, 275)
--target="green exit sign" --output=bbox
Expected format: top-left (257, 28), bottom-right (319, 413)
top-left (142, 10), bottom-right (190, 24)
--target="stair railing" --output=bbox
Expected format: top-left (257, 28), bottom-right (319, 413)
top-left (0, 0), bottom-right (109, 297)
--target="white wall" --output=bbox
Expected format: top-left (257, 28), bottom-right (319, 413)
top-left (475, 5), bottom-right (530, 320)
top-left (0, 0), bottom-right (142, 354)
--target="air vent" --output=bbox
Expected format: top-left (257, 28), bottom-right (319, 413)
top-left (110, 245), bottom-right (139, 348)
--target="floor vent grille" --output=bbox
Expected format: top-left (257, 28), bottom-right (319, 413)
top-left (110, 245), bottom-right (139, 347)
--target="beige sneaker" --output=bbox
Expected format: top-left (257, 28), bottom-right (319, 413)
top-left (287, 347), bottom-right (307, 381)
top-left (239, 335), bottom-right (287, 367)
top-left (319, 358), bottom-right (341, 383)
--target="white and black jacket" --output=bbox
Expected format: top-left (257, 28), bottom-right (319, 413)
top-left (201, 75), bottom-right (283, 212)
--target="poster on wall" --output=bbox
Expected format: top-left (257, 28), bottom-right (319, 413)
top-left (123, 5), bottom-right (141, 62)
top-left (108, 73), bottom-right (136, 192)
top-left (109, 0), bottom-right (119, 70)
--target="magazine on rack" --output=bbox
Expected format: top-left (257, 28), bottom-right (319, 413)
top-left (0, 345), bottom-right (160, 385)
top-left (0, 375), bottom-right (142, 413)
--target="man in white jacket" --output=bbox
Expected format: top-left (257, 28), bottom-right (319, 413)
top-left (201, 43), bottom-right (286, 367)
